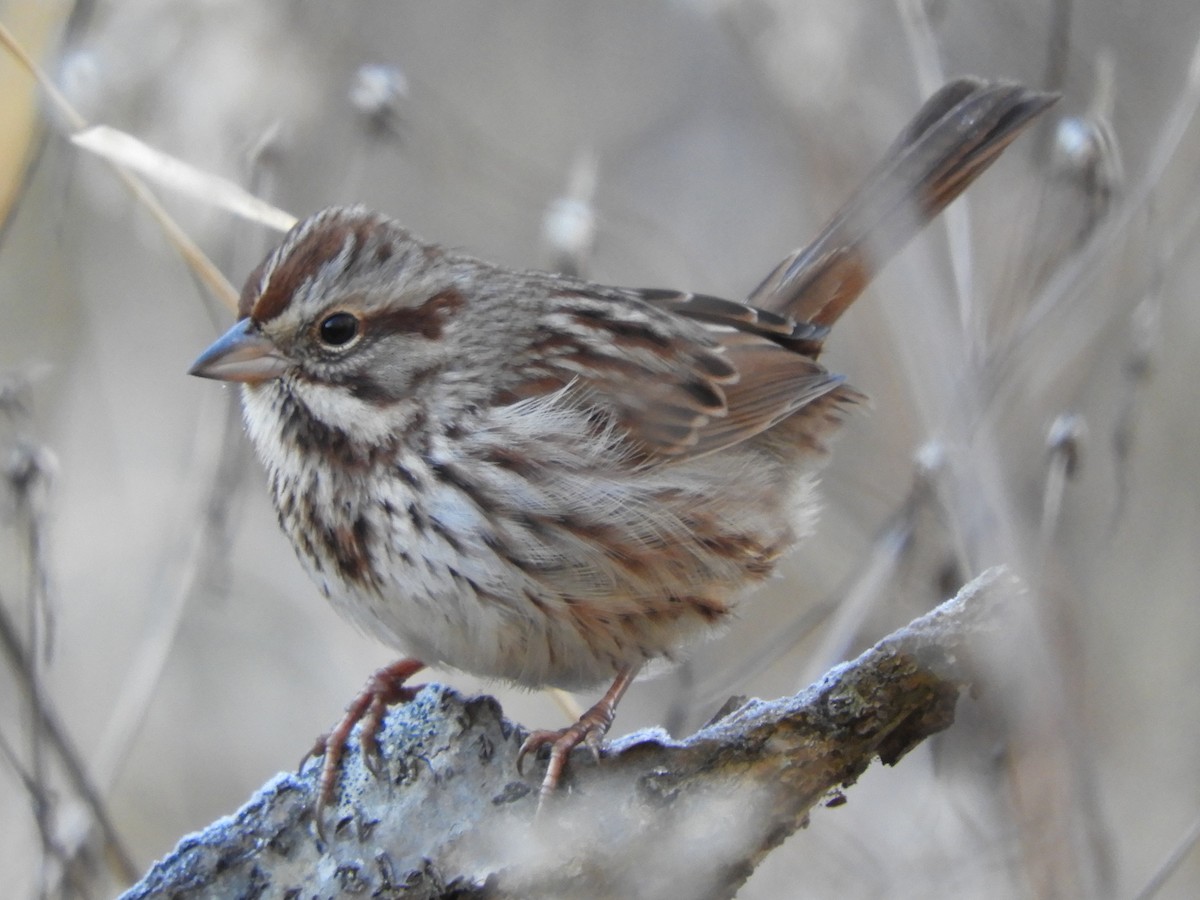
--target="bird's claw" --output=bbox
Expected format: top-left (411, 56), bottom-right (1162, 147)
top-left (301, 658), bottom-right (425, 841)
top-left (517, 709), bottom-right (615, 809)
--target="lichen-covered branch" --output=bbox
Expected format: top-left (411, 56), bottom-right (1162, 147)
top-left (121, 567), bottom-right (1018, 900)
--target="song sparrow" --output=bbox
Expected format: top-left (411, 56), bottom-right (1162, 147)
top-left (190, 78), bottom-right (1054, 815)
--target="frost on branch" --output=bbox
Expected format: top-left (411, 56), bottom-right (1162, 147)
top-left (121, 567), bottom-right (1018, 899)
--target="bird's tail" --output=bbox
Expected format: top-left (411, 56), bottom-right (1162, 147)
top-left (747, 78), bottom-right (1057, 329)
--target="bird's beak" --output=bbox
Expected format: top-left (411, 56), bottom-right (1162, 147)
top-left (189, 318), bottom-right (290, 384)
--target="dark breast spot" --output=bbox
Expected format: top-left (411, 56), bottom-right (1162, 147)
top-left (407, 501), bottom-right (429, 533)
top-left (321, 515), bottom-right (375, 585)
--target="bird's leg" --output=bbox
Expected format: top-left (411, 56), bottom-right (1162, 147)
top-left (303, 657), bottom-right (426, 833)
top-left (518, 664), bottom-right (639, 807)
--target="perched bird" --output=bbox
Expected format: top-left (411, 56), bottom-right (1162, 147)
top-left (190, 78), bottom-right (1055, 813)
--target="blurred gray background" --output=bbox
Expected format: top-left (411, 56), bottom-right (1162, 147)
top-left (2, 0), bottom-right (1200, 896)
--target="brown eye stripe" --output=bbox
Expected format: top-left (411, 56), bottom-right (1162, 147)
top-left (364, 288), bottom-right (465, 339)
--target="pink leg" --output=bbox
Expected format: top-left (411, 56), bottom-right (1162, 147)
top-left (518, 664), bottom-right (639, 806)
top-left (306, 657), bottom-right (425, 829)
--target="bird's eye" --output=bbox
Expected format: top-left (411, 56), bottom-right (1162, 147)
top-left (318, 311), bottom-right (360, 347)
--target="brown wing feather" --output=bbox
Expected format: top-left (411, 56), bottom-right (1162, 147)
top-left (682, 333), bottom-right (852, 458)
top-left (498, 288), bottom-right (740, 458)
top-left (497, 284), bottom-right (856, 460)
top-left (606, 288), bottom-right (859, 459)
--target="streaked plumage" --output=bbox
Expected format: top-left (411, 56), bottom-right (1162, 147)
top-left (190, 78), bottom-right (1055, 802)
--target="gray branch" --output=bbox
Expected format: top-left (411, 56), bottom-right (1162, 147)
top-left (120, 567), bottom-right (1018, 900)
